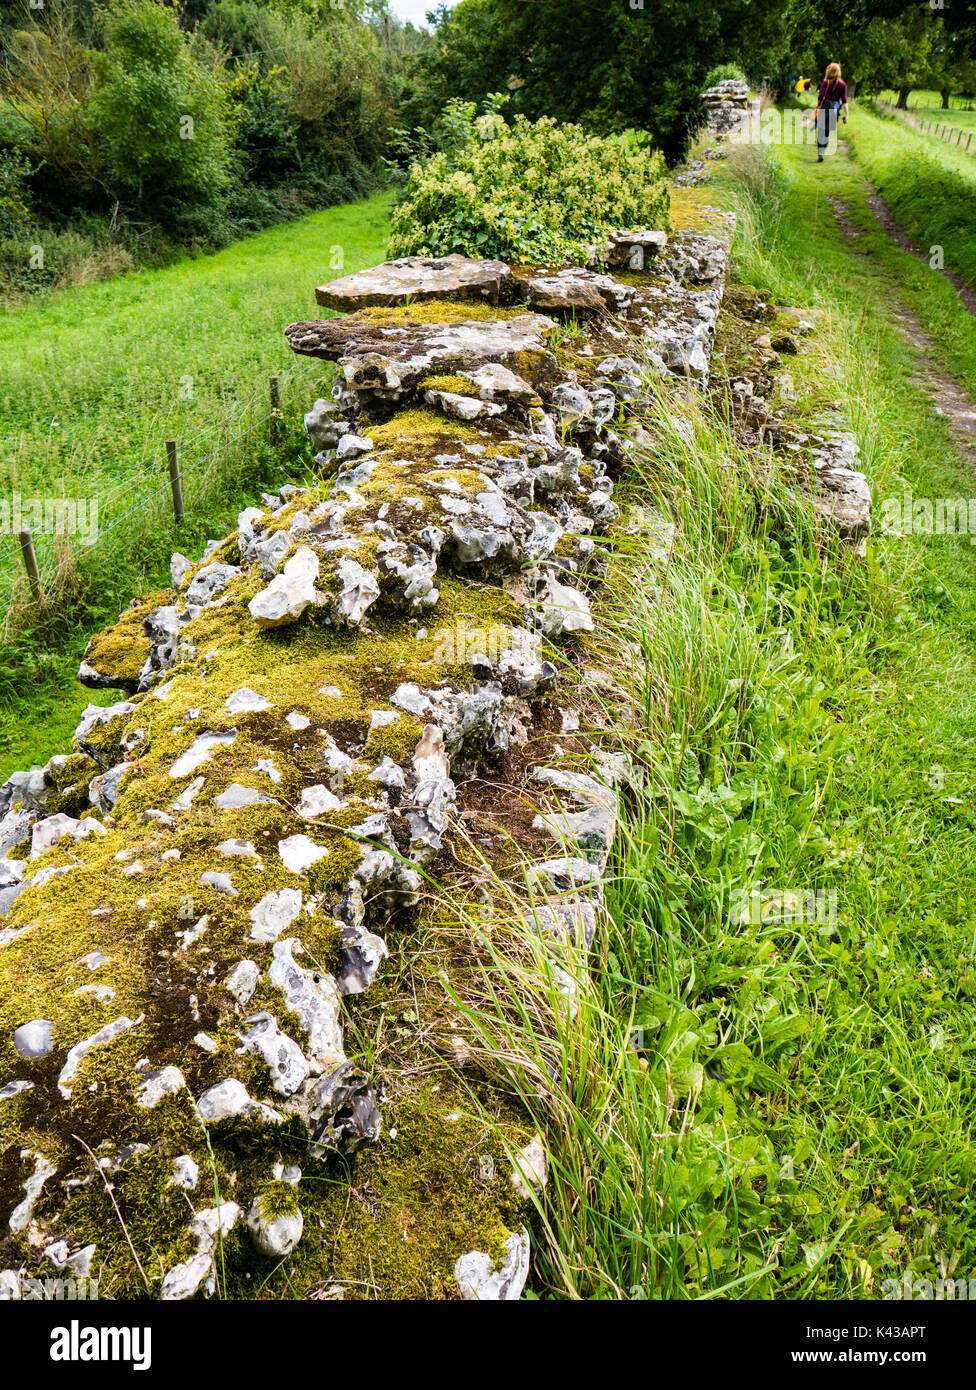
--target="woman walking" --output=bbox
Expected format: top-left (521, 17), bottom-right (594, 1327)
top-left (814, 62), bottom-right (848, 161)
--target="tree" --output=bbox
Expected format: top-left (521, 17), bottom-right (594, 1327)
top-left (842, 4), bottom-right (933, 105)
top-left (402, 0), bottom-right (790, 163)
top-left (925, 23), bottom-right (976, 108)
top-left (88, 0), bottom-right (231, 203)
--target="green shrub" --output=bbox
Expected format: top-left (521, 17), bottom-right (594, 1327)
top-left (89, 0), bottom-right (232, 203)
top-left (704, 63), bottom-right (748, 88)
top-left (0, 148), bottom-right (31, 237)
top-left (389, 98), bottom-right (670, 265)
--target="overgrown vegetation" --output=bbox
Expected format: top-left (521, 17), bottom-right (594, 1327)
top-left (430, 127), bottom-right (976, 1296)
top-left (388, 95), bottom-right (669, 263)
top-left (0, 0), bottom-right (422, 295)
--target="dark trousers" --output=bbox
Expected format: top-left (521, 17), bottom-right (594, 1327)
top-left (817, 102), bottom-right (841, 153)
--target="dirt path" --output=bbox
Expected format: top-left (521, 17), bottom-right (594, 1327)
top-left (826, 146), bottom-right (976, 456)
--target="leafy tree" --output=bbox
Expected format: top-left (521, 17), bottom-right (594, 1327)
top-left (403, 0), bottom-right (790, 163)
top-left (0, 8), bottom-right (107, 213)
top-left (88, 0), bottom-right (231, 202)
top-left (925, 24), bottom-right (976, 107)
top-left (859, 4), bottom-right (934, 106)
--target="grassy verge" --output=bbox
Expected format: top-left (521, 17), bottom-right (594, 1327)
top-left (877, 90), bottom-right (976, 126)
top-left (440, 132), bottom-right (976, 1297)
top-left (844, 103), bottom-right (976, 293)
top-left (0, 191), bottom-right (392, 780)
top-left (0, 190), bottom-right (390, 527)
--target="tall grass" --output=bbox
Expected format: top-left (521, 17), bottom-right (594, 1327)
top-left (432, 141), bottom-right (976, 1298)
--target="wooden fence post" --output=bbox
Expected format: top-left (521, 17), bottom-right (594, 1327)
top-left (270, 375), bottom-right (281, 447)
top-left (18, 530), bottom-right (42, 604)
top-left (166, 439), bottom-right (185, 524)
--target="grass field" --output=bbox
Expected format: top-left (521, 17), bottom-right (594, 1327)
top-left (878, 89), bottom-right (976, 127)
top-left (0, 190), bottom-right (391, 536)
top-left (0, 191), bottom-right (392, 779)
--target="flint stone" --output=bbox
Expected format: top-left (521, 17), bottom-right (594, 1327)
top-left (14, 1019), bottom-right (55, 1060)
top-left (333, 555), bottom-right (380, 627)
top-left (58, 1016), bottom-right (137, 1098)
top-left (74, 700), bottom-right (136, 745)
top-left (298, 784), bottom-right (344, 818)
top-left (532, 766), bottom-right (615, 809)
top-left (335, 433), bottom-right (374, 462)
top-left (195, 1078), bottom-right (282, 1125)
top-left (269, 938), bottom-right (346, 1073)
top-left (184, 562), bottom-right (238, 607)
top-left (30, 813), bottom-right (106, 859)
top-left (455, 1228), bottom-right (530, 1301)
top-left (9, 1154), bottom-right (57, 1234)
top-left (511, 1133), bottom-right (549, 1200)
top-left (534, 571), bottom-right (594, 637)
top-left (224, 959), bottom-right (260, 1004)
top-left (0, 856), bottom-right (25, 887)
top-left (532, 804), bottom-right (616, 868)
top-left (811, 467), bottom-right (872, 540)
top-left (0, 1080), bottom-right (34, 1100)
top-left (278, 834), bottom-right (329, 874)
top-left (169, 731), bottom-right (237, 779)
top-left (247, 1197), bottom-right (304, 1257)
top-left (337, 920), bottom-right (389, 996)
top-left (214, 782), bottom-right (271, 810)
top-left (304, 399), bottom-right (349, 450)
top-left (248, 887), bottom-right (302, 943)
top-left (226, 686), bottom-right (272, 714)
top-left (88, 763), bottom-right (129, 814)
top-left (249, 546), bottom-right (320, 628)
top-left (239, 1012), bottom-right (308, 1096)
top-left (135, 1065), bottom-right (186, 1108)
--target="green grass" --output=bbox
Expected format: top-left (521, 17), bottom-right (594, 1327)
top-left (0, 190), bottom-right (391, 545)
top-left (878, 89), bottom-right (976, 126)
top-left (0, 190), bottom-right (392, 780)
top-left (843, 103), bottom-right (976, 292)
top-left (446, 124), bottom-right (976, 1298)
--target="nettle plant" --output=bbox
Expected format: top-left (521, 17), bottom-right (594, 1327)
top-left (389, 96), bottom-right (670, 265)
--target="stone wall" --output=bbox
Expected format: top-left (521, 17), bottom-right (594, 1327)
top-left (0, 180), bottom-right (869, 1301)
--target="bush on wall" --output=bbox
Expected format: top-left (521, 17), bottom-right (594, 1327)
top-left (389, 97), bottom-right (670, 265)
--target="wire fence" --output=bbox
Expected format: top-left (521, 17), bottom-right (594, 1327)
top-left (880, 102), bottom-right (976, 155)
top-left (0, 353), bottom-right (327, 612)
